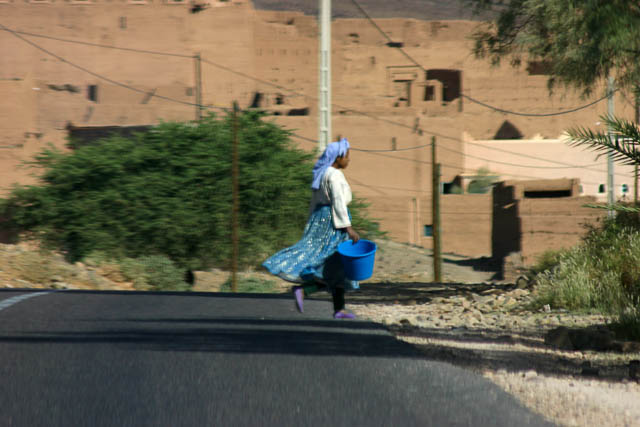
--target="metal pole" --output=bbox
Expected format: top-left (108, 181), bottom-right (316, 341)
top-left (431, 136), bottom-right (442, 282)
top-left (231, 101), bottom-right (240, 292)
top-left (318, 0), bottom-right (331, 153)
top-left (194, 53), bottom-right (203, 121)
top-left (635, 89), bottom-right (639, 206)
top-left (607, 76), bottom-right (615, 217)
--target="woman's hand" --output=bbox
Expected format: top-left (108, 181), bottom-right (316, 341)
top-left (345, 226), bottom-right (360, 243)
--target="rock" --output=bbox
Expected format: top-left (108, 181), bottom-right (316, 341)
top-left (629, 360), bottom-right (640, 381)
top-left (514, 274), bottom-right (531, 289)
top-left (580, 361), bottom-right (600, 377)
top-left (545, 326), bottom-right (617, 352)
top-left (481, 288), bottom-right (503, 296)
top-left (545, 326), bottom-right (574, 350)
top-left (569, 327), bottom-right (614, 352)
top-left (616, 341), bottom-right (640, 353)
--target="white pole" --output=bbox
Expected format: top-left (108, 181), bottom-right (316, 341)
top-left (318, 0), bottom-right (331, 153)
top-left (607, 76), bottom-right (615, 217)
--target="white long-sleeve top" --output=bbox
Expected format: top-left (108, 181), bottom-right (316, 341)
top-left (309, 166), bottom-right (352, 229)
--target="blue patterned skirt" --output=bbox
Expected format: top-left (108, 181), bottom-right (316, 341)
top-left (262, 205), bottom-right (358, 290)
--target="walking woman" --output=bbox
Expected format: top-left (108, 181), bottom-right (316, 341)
top-left (262, 137), bottom-right (360, 319)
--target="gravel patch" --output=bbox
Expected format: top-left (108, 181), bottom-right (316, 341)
top-left (349, 285), bottom-right (640, 427)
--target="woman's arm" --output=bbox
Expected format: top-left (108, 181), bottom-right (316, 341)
top-left (343, 226), bottom-right (360, 243)
top-left (328, 170), bottom-right (359, 242)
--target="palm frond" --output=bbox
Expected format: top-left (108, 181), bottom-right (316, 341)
top-left (567, 115), bottom-right (640, 166)
top-left (583, 203), bottom-right (640, 213)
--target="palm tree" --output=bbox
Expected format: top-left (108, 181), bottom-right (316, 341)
top-left (567, 114), bottom-right (640, 211)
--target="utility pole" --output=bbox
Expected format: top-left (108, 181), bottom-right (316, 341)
top-left (318, 0), bottom-right (331, 153)
top-left (431, 136), bottom-right (442, 283)
top-left (231, 101), bottom-right (240, 292)
top-left (194, 53), bottom-right (203, 121)
top-left (607, 76), bottom-right (615, 217)
top-left (635, 89), bottom-right (639, 206)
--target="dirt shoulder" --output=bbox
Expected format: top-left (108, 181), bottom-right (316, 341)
top-left (2, 238), bottom-right (640, 426)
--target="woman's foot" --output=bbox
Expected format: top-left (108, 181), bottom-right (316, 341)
top-left (292, 286), bottom-right (304, 313)
top-left (333, 310), bottom-right (356, 319)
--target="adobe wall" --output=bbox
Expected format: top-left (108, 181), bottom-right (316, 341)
top-left (463, 137), bottom-right (637, 201)
top-left (493, 181), bottom-right (604, 268)
top-left (0, 1), bottom-right (632, 254)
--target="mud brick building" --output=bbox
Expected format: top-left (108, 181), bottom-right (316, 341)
top-left (0, 0), bottom-right (634, 265)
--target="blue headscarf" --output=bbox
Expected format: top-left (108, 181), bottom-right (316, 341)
top-left (311, 138), bottom-right (350, 190)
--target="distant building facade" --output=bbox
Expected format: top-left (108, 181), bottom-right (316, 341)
top-left (0, 0), bottom-right (633, 261)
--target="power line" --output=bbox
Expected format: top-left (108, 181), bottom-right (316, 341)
top-left (201, 57), bottom-right (310, 100)
top-left (463, 140), bottom-right (606, 170)
top-left (1, 22), bottom-right (227, 112)
top-left (439, 141), bottom-right (634, 178)
top-left (6, 21), bottom-right (627, 177)
top-left (1, 27), bottom-right (194, 58)
top-left (291, 132), bottom-right (460, 168)
top-left (348, 0), bottom-right (612, 118)
top-left (460, 92), bottom-right (614, 117)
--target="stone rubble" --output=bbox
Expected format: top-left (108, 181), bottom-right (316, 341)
top-left (349, 285), bottom-right (640, 427)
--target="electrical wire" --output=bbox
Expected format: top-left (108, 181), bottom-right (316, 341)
top-left (1, 27), bottom-right (194, 58)
top-left (4, 21), bottom-right (629, 178)
top-left (438, 142), bottom-right (634, 178)
top-left (0, 22), bottom-right (228, 112)
top-left (348, 0), bottom-right (613, 117)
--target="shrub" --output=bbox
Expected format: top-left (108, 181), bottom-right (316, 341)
top-left (532, 215), bottom-right (640, 336)
top-left (119, 255), bottom-right (190, 292)
top-left (529, 249), bottom-right (566, 277)
top-left (0, 111), bottom-right (384, 273)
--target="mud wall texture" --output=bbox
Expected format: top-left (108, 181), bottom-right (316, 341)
top-left (492, 181), bottom-right (604, 267)
top-left (0, 1), bottom-right (630, 257)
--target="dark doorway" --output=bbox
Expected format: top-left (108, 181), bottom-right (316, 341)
top-left (425, 69), bottom-right (461, 102)
top-left (492, 182), bottom-right (521, 279)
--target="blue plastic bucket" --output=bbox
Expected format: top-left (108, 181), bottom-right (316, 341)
top-left (337, 239), bottom-right (377, 281)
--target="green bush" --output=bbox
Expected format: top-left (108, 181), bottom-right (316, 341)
top-left (120, 255), bottom-right (190, 292)
top-left (532, 215), bottom-right (640, 337)
top-left (467, 167), bottom-right (499, 194)
top-left (0, 111), bottom-right (383, 273)
top-left (529, 249), bottom-right (566, 277)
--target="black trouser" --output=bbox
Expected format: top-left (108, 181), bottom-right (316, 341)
top-left (332, 287), bottom-right (345, 312)
top-left (302, 283), bottom-right (345, 312)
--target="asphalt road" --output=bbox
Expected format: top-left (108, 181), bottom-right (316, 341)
top-left (0, 289), bottom-right (553, 427)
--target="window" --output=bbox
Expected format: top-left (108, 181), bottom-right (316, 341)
top-left (622, 184), bottom-right (629, 194)
top-left (424, 85), bottom-right (435, 101)
top-left (598, 184), bottom-right (606, 194)
top-left (423, 225), bottom-right (433, 237)
top-left (426, 69), bottom-right (461, 102)
top-left (88, 85), bottom-right (98, 102)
